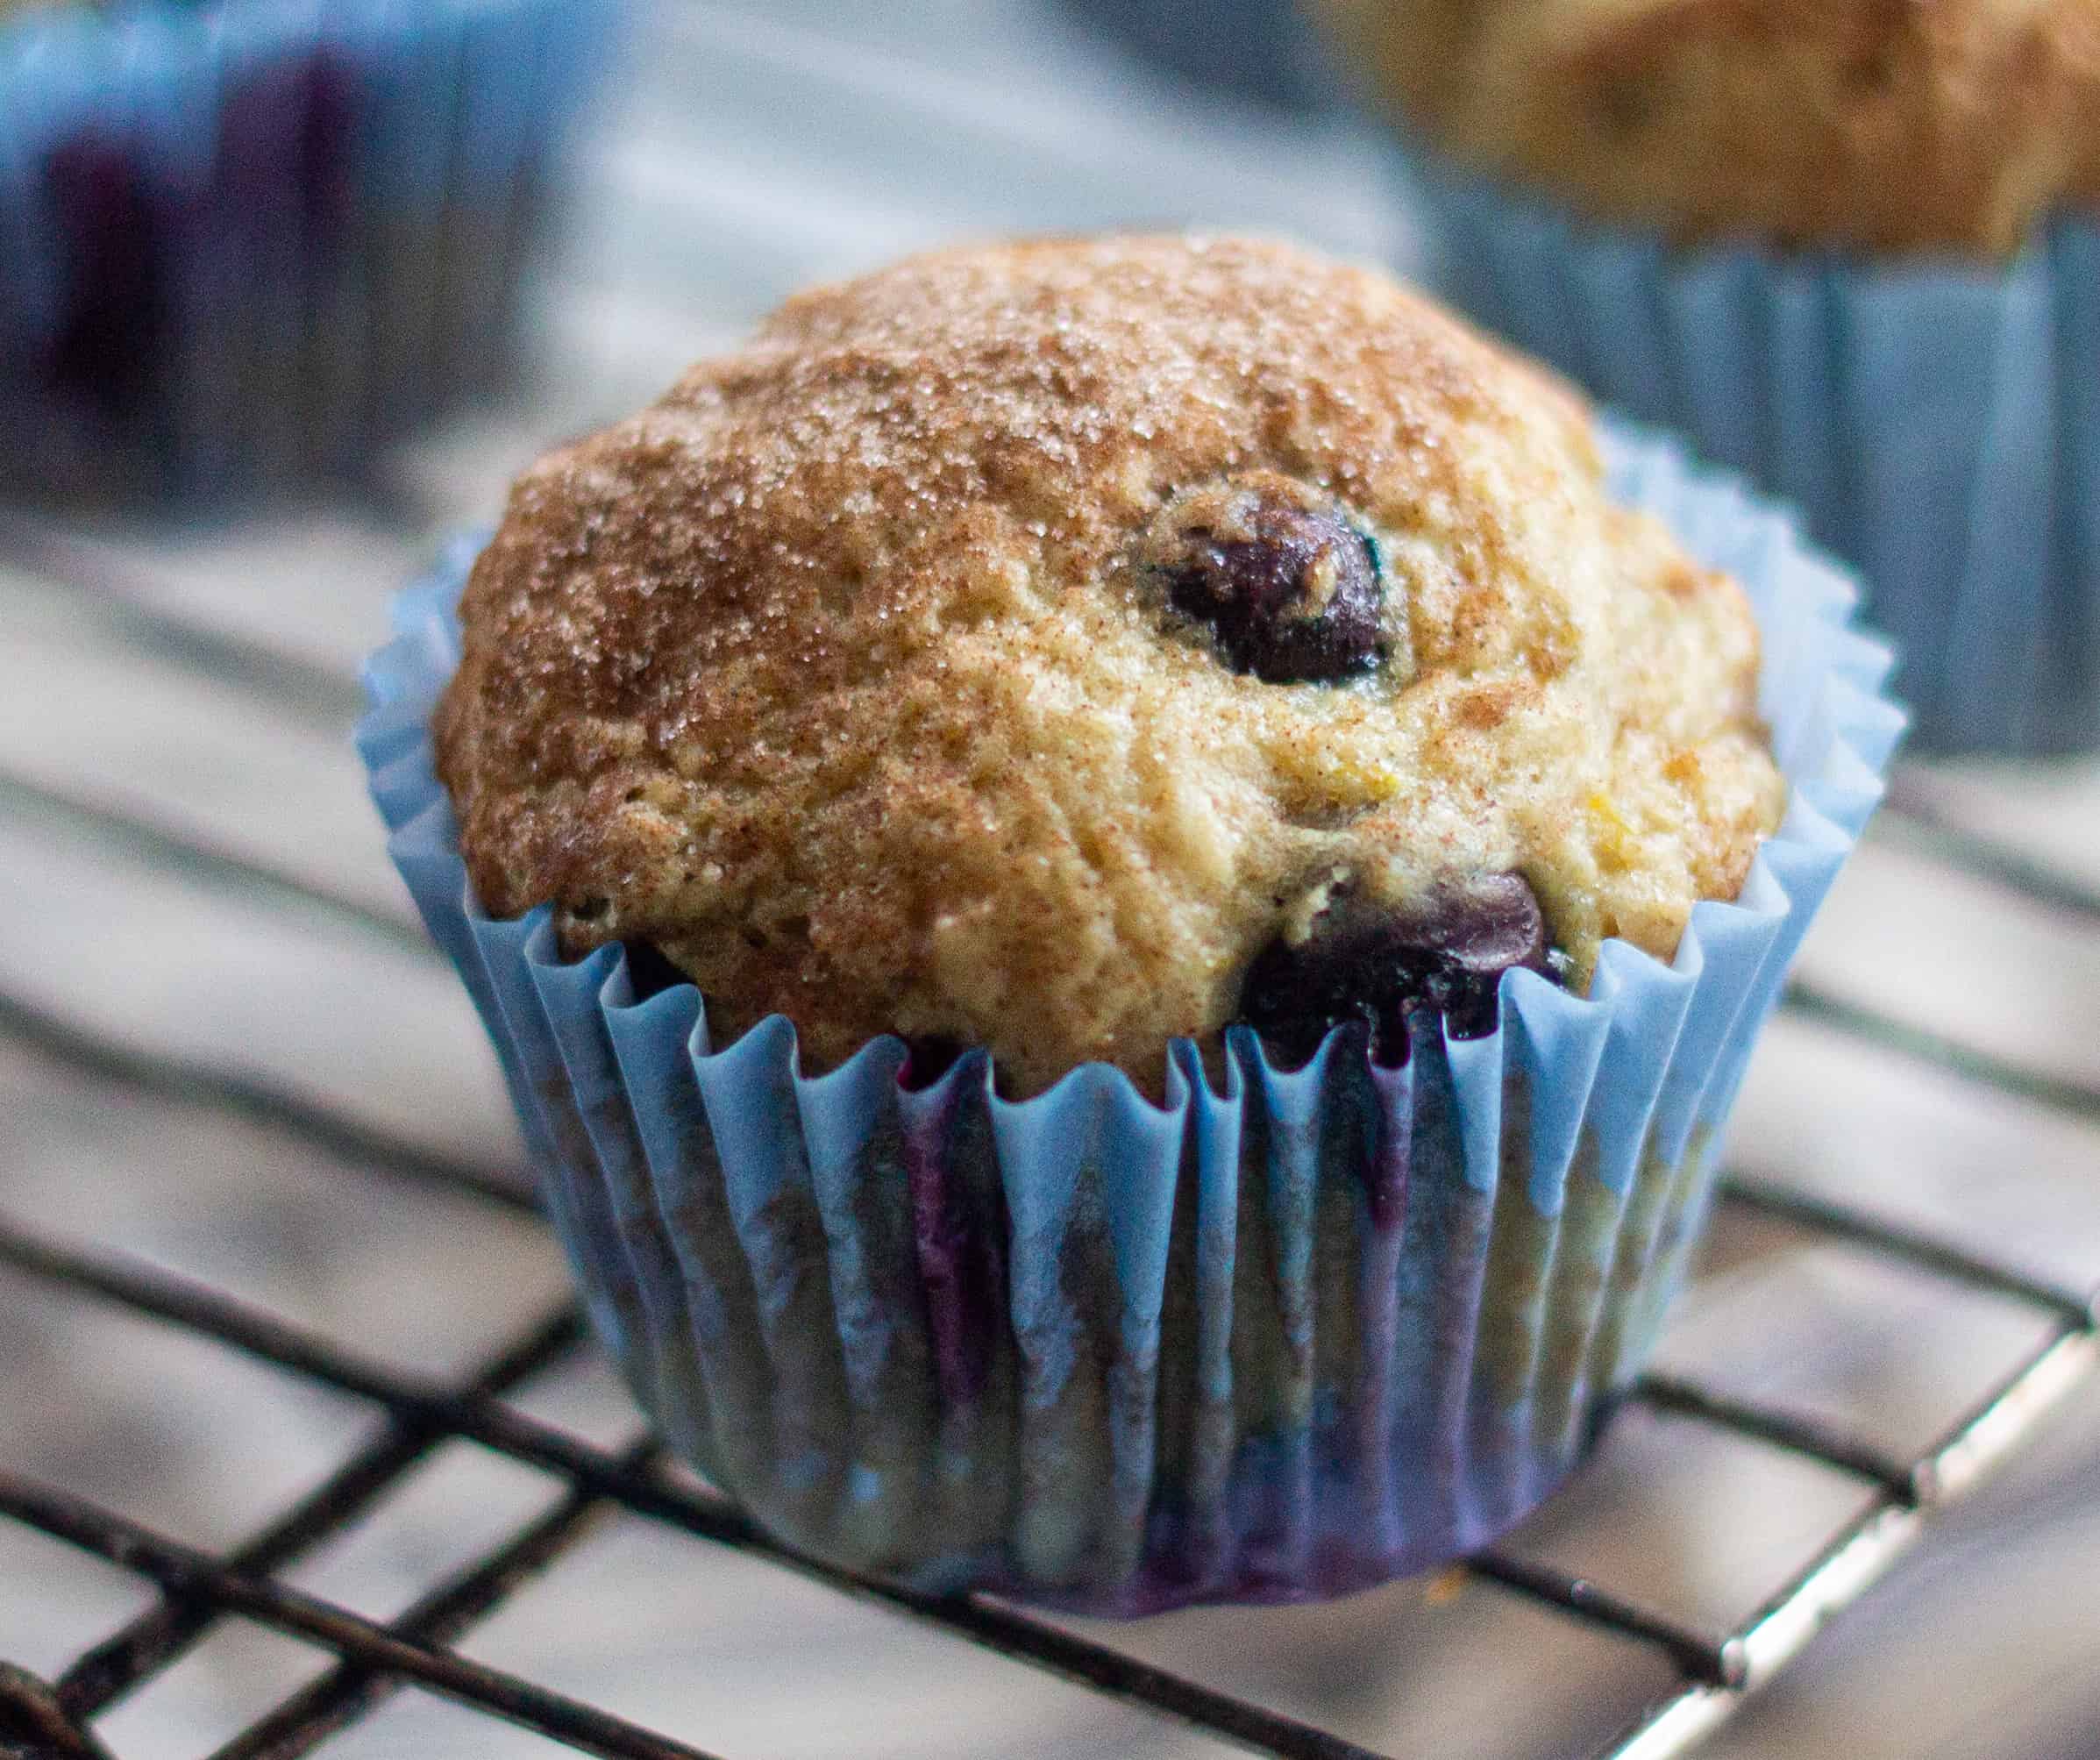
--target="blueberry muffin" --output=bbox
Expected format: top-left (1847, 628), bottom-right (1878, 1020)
top-left (1316, 0), bottom-right (2100, 254)
top-left (383, 234), bottom-right (1894, 1607)
top-left (434, 234), bottom-right (1783, 1094)
top-left (1312, 1), bottom-right (2100, 754)
top-left (0, 0), bottom-right (616, 498)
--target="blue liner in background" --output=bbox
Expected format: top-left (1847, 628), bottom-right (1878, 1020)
top-left (0, 0), bottom-right (621, 500)
top-left (1051, 0), bottom-right (1334, 115)
top-left (359, 427), bottom-right (1903, 1614)
top-left (1406, 149), bottom-right (2100, 759)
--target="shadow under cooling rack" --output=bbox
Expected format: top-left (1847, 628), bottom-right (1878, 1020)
top-left (0, 753), bottom-right (2094, 1760)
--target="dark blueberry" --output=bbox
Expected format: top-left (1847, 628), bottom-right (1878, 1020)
top-left (1145, 475), bottom-right (1385, 683)
top-left (216, 54), bottom-right (358, 240)
top-left (1237, 872), bottom-right (1559, 1064)
top-left (901, 1035), bottom-right (967, 1091)
top-left (620, 938), bottom-right (690, 1001)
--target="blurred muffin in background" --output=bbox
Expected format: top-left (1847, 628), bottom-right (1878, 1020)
top-left (1309, 0), bottom-right (2100, 755)
top-left (0, 0), bottom-right (623, 502)
top-left (1317, 0), bottom-right (2100, 254)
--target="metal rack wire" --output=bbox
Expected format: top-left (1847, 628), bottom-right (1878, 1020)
top-left (0, 673), bottom-right (2094, 1760)
top-left (4, 0), bottom-right (2093, 1743)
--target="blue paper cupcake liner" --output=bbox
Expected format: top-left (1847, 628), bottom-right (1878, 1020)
top-left (0, 0), bottom-right (621, 500)
top-left (1403, 148), bottom-right (2100, 759)
top-left (359, 426), bottom-right (1902, 1614)
top-left (1053, 0), bottom-right (1335, 114)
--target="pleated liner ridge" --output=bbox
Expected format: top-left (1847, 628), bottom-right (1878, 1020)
top-left (1409, 148), bottom-right (2100, 758)
top-left (359, 427), bottom-right (1904, 1614)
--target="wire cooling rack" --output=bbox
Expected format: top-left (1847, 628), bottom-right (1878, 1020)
top-left (2, 7), bottom-right (2097, 1754)
top-left (0, 679), bottom-right (2095, 1760)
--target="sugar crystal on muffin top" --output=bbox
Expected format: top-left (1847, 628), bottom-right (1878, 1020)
top-left (435, 235), bottom-right (1784, 1094)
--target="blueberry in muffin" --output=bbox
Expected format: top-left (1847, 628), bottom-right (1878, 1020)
top-left (434, 235), bottom-right (1783, 1094)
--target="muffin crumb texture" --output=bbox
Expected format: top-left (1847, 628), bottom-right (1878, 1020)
top-left (435, 235), bottom-right (1783, 1092)
top-left (1315, 0), bottom-right (2100, 254)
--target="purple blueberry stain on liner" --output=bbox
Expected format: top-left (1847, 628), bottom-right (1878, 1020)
top-left (34, 53), bottom-right (359, 433)
top-left (215, 53), bottom-right (359, 240)
top-left (1237, 872), bottom-right (1564, 1066)
top-left (42, 134), bottom-right (162, 418)
top-left (899, 1067), bottom-right (1004, 1410)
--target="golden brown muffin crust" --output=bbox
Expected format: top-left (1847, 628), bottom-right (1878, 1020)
top-left (436, 236), bottom-right (1782, 1093)
top-left (1315, 0), bottom-right (2100, 254)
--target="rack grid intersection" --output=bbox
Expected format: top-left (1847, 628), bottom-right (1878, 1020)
top-left (0, 622), bottom-right (2095, 1760)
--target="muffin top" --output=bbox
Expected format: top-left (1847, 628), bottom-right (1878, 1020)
top-left (1314, 0), bottom-right (2100, 254)
top-left (435, 235), bottom-right (1783, 1094)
